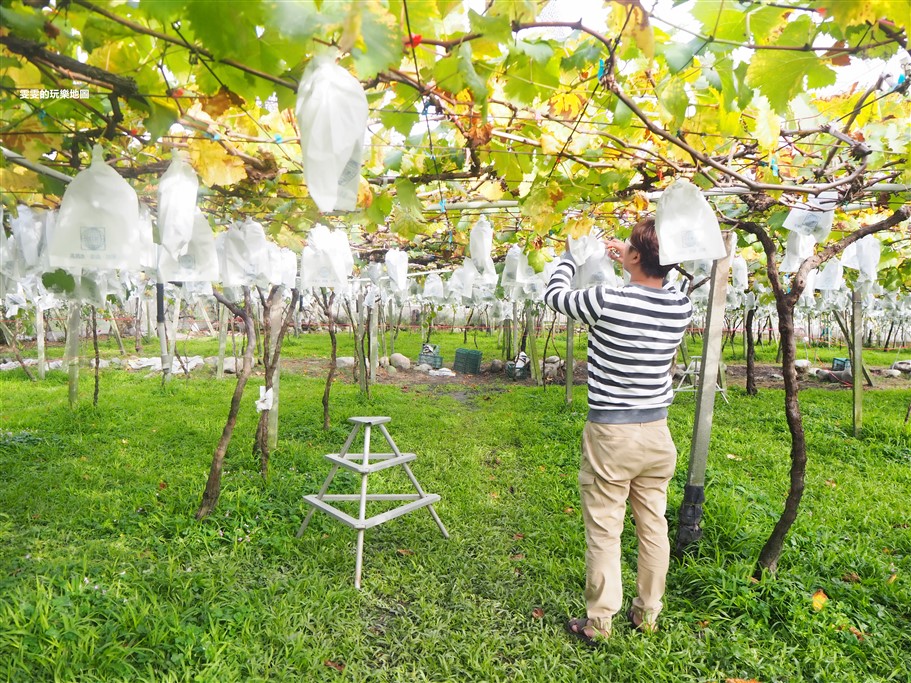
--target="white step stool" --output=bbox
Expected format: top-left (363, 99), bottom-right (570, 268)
top-left (296, 416), bottom-right (449, 588)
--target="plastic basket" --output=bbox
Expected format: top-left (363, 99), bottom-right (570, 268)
top-left (453, 348), bottom-right (483, 374)
top-left (418, 344), bottom-right (443, 369)
top-left (505, 361), bottom-right (530, 380)
top-left (832, 357), bottom-right (851, 371)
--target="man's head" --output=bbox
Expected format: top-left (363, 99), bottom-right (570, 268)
top-left (627, 217), bottom-right (674, 280)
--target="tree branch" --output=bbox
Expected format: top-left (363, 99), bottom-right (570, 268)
top-left (605, 79), bottom-right (870, 195)
top-left (0, 34), bottom-right (145, 100)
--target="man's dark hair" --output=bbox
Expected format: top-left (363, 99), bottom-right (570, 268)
top-left (629, 217), bottom-right (674, 279)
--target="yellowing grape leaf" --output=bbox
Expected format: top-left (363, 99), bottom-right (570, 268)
top-left (631, 192), bottom-right (650, 213)
top-left (540, 134), bottom-right (562, 156)
top-left (476, 180), bottom-right (505, 201)
top-left (812, 589), bottom-right (828, 611)
top-left (188, 139), bottom-right (247, 187)
top-left (356, 177), bottom-right (373, 209)
top-left (822, 0), bottom-right (900, 28)
top-left (610, 0), bottom-right (654, 60)
top-left (549, 92), bottom-right (584, 118)
top-left (200, 86), bottom-right (245, 118)
top-left (740, 246), bottom-right (760, 261)
top-left (566, 216), bottom-right (594, 239)
top-left (751, 97), bottom-right (781, 152)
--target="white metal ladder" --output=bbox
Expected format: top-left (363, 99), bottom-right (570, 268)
top-left (296, 416), bottom-right (449, 588)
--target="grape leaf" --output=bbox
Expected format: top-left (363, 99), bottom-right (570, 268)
top-left (457, 43), bottom-right (486, 106)
top-left (348, 0), bottom-right (400, 79)
top-left (746, 17), bottom-right (836, 114)
top-left (434, 54), bottom-right (464, 95)
top-left (691, 4), bottom-right (750, 42)
top-left (746, 50), bottom-right (835, 114)
top-left (657, 79), bottom-right (688, 131)
top-left (822, 0), bottom-right (902, 28)
top-left (613, 97), bottom-right (633, 128)
top-left (188, 139), bottom-right (247, 187)
top-left (660, 39), bottom-right (702, 74)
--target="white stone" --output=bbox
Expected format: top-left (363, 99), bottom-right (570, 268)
top-left (545, 355), bottom-right (561, 364)
top-left (489, 359), bottom-right (505, 372)
top-left (379, 356), bottom-right (389, 368)
top-left (882, 368), bottom-right (902, 378)
top-left (416, 363), bottom-right (432, 372)
top-left (386, 365), bottom-right (397, 375)
top-left (543, 364), bottom-right (562, 380)
top-left (891, 360), bottom-right (911, 373)
top-left (336, 356), bottom-right (356, 369)
top-left (390, 353), bottom-right (411, 370)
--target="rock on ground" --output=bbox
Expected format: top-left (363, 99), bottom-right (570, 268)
top-left (390, 353), bottom-right (411, 370)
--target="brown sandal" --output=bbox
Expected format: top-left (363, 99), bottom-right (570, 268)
top-left (627, 608), bottom-right (658, 634)
top-left (565, 618), bottom-right (610, 647)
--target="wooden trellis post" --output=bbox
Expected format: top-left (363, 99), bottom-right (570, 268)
top-left (852, 289), bottom-right (863, 437)
top-left (675, 231), bottom-right (736, 553)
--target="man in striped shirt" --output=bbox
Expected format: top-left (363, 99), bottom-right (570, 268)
top-left (546, 216), bottom-right (692, 645)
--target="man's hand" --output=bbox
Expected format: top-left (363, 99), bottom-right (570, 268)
top-left (605, 238), bottom-right (626, 262)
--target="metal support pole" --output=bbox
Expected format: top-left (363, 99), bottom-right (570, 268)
top-left (35, 307), bottom-right (46, 380)
top-left (156, 283), bottom-right (170, 382)
top-left (675, 231), bottom-right (736, 553)
top-left (354, 424), bottom-right (372, 589)
top-left (852, 289), bottom-right (863, 437)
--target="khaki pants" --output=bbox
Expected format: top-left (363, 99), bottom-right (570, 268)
top-left (579, 419), bottom-right (677, 630)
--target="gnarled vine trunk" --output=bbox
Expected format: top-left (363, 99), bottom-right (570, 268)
top-left (196, 288), bottom-right (255, 520)
top-left (744, 207), bottom-right (909, 576)
top-left (318, 289), bottom-right (338, 430)
top-left (253, 286), bottom-right (299, 479)
top-left (755, 298), bottom-right (805, 575)
top-left (745, 307), bottom-right (757, 396)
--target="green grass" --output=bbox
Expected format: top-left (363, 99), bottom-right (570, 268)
top-left (0, 339), bottom-right (909, 681)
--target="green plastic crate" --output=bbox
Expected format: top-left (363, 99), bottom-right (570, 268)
top-left (453, 348), bottom-right (482, 374)
top-left (418, 344), bottom-right (443, 369)
top-left (505, 361), bottom-right (530, 380)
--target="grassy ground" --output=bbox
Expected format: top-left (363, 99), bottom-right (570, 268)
top-left (0, 334), bottom-right (909, 682)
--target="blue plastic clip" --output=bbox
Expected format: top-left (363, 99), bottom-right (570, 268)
top-left (422, 100), bottom-right (431, 115)
top-left (896, 73), bottom-right (906, 91)
top-left (213, 133), bottom-right (221, 141)
top-left (597, 58), bottom-right (605, 80)
top-left (274, 134), bottom-right (283, 143)
top-left (439, 198), bottom-right (446, 212)
top-left (770, 157), bottom-right (779, 177)
top-left (37, 110), bottom-right (47, 122)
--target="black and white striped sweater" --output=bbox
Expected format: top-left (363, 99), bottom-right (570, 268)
top-left (545, 255), bottom-right (693, 424)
